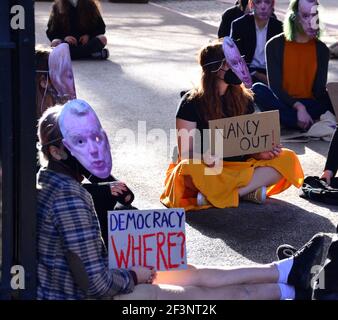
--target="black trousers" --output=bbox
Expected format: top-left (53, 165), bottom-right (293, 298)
top-left (67, 37), bottom-right (104, 60)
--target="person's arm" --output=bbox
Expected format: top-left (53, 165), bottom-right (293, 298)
top-left (218, 12), bottom-right (230, 38)
top-left (266, 36), bottom-right (297, 107)
top-left (52, 186), bottom-right (135, 298)
top-left (313, 41), bottom-right (330, 100)
top-left (89, 3), bottom-right (106, 38)
top-left (322, 127), bottom-right (338, 184)
top-left (46, 4), bottom-right (64, 42)
top-left (176, 118), bottom-right (197, 160)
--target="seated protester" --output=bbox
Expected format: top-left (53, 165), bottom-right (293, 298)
top-left (218, 0), bottom-right (250, 38)
top-left (252, 0), bottom-right (334, 130)
top-left (35, 43), bottom-right (76, 119)
top-left (46, 0), bottom-right (109, 60)
top-left (230, 0), bottom-right (283, 84)
top-left (321, 126), bottom-right (338, 185)
top-left (37, 101), bottom-right (146, 299)
top-left (36, 105), bottom-right (325, 299)
top-left (36, 45), bottom-right (129, 240)
top-left (160, 39), bottom-right (303, 211)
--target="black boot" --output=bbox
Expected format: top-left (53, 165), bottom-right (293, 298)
top-left (313, 236), bottom-right (338, 300)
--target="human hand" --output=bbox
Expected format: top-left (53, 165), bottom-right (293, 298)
top-left (64, 36), bottom-right (77, 46)
top-left (252, 71), bottom-right (268, 84)
top-left (294, 102), bottom-right (313, 130)
top-left (202, 153), bottom-right (221, 168)
top-left (320, 170), bottom-right (334, 185)
top-left (79, 34), bottom-right (89, 45)
top-left (109, 181), bottom-right (128, 196)
top-left (130, 266), bottom-right (156, 284)
top-left (252, 144), bottom-right (282, 160)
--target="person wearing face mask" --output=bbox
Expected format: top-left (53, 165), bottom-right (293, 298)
top-left (218, 0), bottom-right (251, 38)
top-left (252, 0), bottom-right (335, 131)
top-left (160, 39), bottom-right (303, 211)
top-left (35, 43), bottom-right (77, 119)
top-left (230, 0), bottom-right (283, 84)
top-left (46, 0), bottom-right (109, 60)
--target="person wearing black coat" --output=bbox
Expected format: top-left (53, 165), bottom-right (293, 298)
top-left (46, 0), bottom-right (109, 60)
top-left (230, 0), bottom-right (282, 84)
top-left (218, 0), bottom-right (249, 38)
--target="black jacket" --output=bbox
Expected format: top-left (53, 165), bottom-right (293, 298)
top-left (218, 5), bottom-right (244, 38)
top-left (230, 14), bottom-right (283, 65)
top-left (266, 33), bottom-right (330, 107)
top-left (46, 3), bottom-right (106, 41)
top-left (325, 127), bottom-right (338, 176)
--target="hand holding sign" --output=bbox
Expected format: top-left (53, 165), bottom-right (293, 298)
top-left (251, 144), bottom-right (282, 160)
top-left (130, 265), bottom-right (156, 284)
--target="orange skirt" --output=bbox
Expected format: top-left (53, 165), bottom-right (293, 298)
top-left (160, 148), bottom-right (304, 211)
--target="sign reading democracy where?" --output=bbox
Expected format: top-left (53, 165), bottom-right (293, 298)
top-left (108, 209), bottom-right (187, 271)
top-left (209, 110), bottom-right (280, 158)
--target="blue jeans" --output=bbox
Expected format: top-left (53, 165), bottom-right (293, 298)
top-left (252, 83), bottom-right (334, 129)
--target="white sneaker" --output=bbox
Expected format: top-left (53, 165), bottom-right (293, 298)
top-left (197, 192), bottom-right (210, 206)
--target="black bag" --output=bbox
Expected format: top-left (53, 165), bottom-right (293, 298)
top-left (300, 176), bottom-right (338, 206)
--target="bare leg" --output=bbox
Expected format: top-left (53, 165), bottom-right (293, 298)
top-left (154, 263), bottom-right (279, 288)
top-left (238, 167), bottom-right (282, 197)
top-left (156, 283), bottom-right (281, 300)
top-left (116, 283), bottom-right (281, 300)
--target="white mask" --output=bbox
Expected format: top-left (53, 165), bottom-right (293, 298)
top-left (68, 0), bottom-right (78, 7)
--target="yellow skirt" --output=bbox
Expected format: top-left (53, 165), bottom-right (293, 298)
top-left (160, 148), bottom-right (304, 211)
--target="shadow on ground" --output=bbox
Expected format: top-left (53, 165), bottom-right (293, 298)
top-left (186, 198), bottom-right (336, 264)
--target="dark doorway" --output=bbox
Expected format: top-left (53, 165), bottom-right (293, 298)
top-left (0, 0), bottom-right (36, 299)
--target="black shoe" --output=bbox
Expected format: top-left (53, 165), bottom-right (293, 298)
top-left (313, 259), bottom-right (338, 300)
top-left (91, 48), bottom-right (109, 60)
top-left (276, 244), bottom-right (297, 260)
top-left (295, 287), bottom-right (313, 300)
top-left (327, 236), bottom-right (338, 260)
top-left (287, 233), bottom-right (325, 290)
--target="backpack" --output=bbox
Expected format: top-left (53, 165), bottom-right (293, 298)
top-left (300, 176), bottom-right (338, 206)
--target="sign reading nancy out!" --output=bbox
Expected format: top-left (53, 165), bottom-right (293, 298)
top-left (108, 209), bottom-right (187, 271)
top-left (209, 110), bottom-right (280, 158)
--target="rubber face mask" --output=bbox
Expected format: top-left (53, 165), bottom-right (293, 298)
top-left (222, 37), bottom-right (252, 88)
top-left (49, 43), bottom-right (76, 102)
top-left (224, 69), bottom-right (242, 85)
top-left (251, 0), bottom-right (274, 22)
top-left (297, 0), bottom-right (319, 39)
top-left (59, 99), bottom-right (112, 179)
top-left (68, 0), bottom-right (78, 7)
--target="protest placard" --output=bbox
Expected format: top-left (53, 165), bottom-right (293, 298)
top-left (108, 209), bottom-right (187, 271)
top-left (209, 110), bottom-right (280, 158)
top-left (327, 82), bottom-right (338, 122)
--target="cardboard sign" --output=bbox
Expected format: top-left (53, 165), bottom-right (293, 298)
top-left (108, 209), bottom-right (187, 271)
top-left (327, 82), bottom-right (338, 122)
top-left (209, 111), bottom-right (280, 158)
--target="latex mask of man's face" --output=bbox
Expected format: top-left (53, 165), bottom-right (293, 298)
top-left (59, 100), bottom-right (112, 179)
top-left (251, 0), bottom-right (274, 22)
top-left (49, 43), bottom-right (76, 103)
top-left (297, 0), bottom-right (319, 39)
top-left (222, 37), bottom-right (253, 88)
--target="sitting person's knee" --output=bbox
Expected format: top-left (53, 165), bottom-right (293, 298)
top-left (97, 35), bottom-right (107, 46)
top-left (51, 39), bottom-right (62, 47)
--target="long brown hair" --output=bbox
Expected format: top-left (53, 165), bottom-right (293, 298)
top-left (35, 47), bottom-right (57, 119)
top-left (50, 0), bottom-right (102, 36)
top-left (189, 40), bottom-right (254, 123)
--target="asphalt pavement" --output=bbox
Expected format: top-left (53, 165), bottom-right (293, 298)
top-left (34, 0), bottom-right (338, 268)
